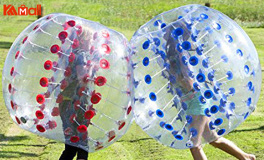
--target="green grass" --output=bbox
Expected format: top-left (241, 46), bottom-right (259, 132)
top-left (0, 0), bottom-right (264, 160)
top-left (1, 0), bottom-right (264, 32)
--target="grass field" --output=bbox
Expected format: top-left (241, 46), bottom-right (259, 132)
top-left (0, 0), bottom-right (264, 160)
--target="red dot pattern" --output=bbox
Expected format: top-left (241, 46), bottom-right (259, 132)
top-left (15, 51), bottom-right (20, 59)
top-left (51, 107), bottom-right (60, 116)
top-left (95, 76), bottom-right (107, 86)
top-left (95, 145), bottom-right (104, 150)
top-left (82, 74), bottom-right (90, 83)
top-left (84, 110), bottom-right (95, 120)
top-left (58, 31), bottom-right (68, 40)
top-left (76, 25), bottom-right (82, 35)
top-left (77, 125), bottom-right (87, 133)
top-left (118, 121), bottom-right (126, 130)
top-left (69, 114), bottom-right (77, 123)
top-left (78, 87), bottom-right (86, 97)
top-left (33, 24), bottom-right (39, 30)
top-left (15, 116), bottom-right (21, 124)
top-left (44, 60), bottom-right (53, 70)
top-left (36, 125), bottom-right (46, 133)
top-left (74, 100), bottom-right (81, 110)
top-left (64, 67), bottom-right (72, 77)
top-left (100, 59), bottom-right (110, 69)
top-left (36, 110), bottom-right (44, 119)
top-left (67, 20), bottom-right (76, 27)
top-left (47, 120), bottom-right (57, 129)
top-left (40, 77), bottom-right (49, 87)
top-left (10, 67), bottom-right (14, 76)
top-left (68, 52), bottom-right (75, 63)
top-left (70, 136), bottom-right (80, 143)
top-left (22, 36), bottom-right (28, 44)
top-left (50, 44), bottom-right (60, 53)
top-left (102, 30), bottom-right (110, 38)
top-left (44, 91), bottom-right (50, 98)
top-left (10, 101), bottom-right (14, 110)
top-left (8, 84), bottom-right (12, 93)
top-left (72, 39), bottom-right (79, 49)
top-left (6, 20), bottom-right (133, 151)
top-left (91, 92), bottom-right (102, 104)
top-left (36, 94), bottom-right (45, 104)
top-left (46, 15), bottom-right (52, 20)
top-left (60, 79), bottom-right (68, 90)
top-left (56, 94), bottom-right (64, 103)
top-left (127, 106), bottom-right (132, 115)
top-left (108, 130), bottom-right (116, 142)
top-left (101, 44), bottom-right (111, 54)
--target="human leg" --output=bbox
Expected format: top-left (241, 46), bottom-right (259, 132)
top-left (202, 118), bottom-right (255, 160)
top-left (190, 145), bottom-right (208, 160)
top-left (76, 148), bottom-right (88, 160)
top-left (189, 115), bottom-right (208, 160)
top-left (59, 144), bottom-right (78, 160)
top-left (209, 137), bottom-right (256, 160)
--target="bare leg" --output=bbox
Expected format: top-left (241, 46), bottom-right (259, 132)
top-left (189, 116), bottom-right (208, 160)
top-left (202, 117), bottom-right (255, 160)
top-left (210, 137), bottom-right (256, 160)
top-left (190, 145), bottom-right (208, 160)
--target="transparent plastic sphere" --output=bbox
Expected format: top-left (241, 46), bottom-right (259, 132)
top-left (2, 13), bottom-right (134, 152)
top-left (130, 4), bottom-right (261, 149)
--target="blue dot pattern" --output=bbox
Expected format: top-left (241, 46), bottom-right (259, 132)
top-left (131, 4), bottom-right (261, 150)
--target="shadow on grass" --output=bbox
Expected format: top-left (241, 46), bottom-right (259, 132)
top-left (0, 41), bottom-right (12, 49)
top-left (0, 143), bottom-right (46, 147)
top-left (118, 137), bottom-right (152, 143)
top-left (0, 134), bottom-right (29, 142)
top-left (0, 134), bottom-right (42, 158)
top-left (233, 125), bottom-right (264, 133)
top-left (0, 151), bottom-right (38, 158)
